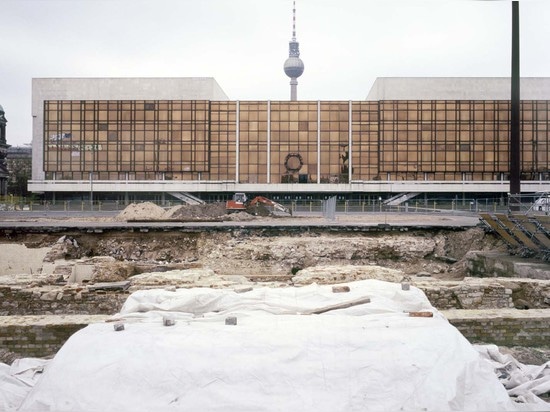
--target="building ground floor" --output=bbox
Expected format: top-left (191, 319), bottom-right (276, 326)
top-left (22, 180), bottom-right (550, 216)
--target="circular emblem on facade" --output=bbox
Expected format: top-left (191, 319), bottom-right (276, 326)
top-left (284, 153), bottom-right (303, 173)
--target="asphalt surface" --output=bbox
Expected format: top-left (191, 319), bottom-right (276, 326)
top-left (0, 211), bottom-right (481, 230)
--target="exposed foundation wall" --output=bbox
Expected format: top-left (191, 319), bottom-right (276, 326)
top-left (422, 277), bottom-right (550, 310)
top-left (1, 324), bottom-right (85, 358)
top-left (444, 309), bottom-right (550, 347)
top-left (465, 251), bottom-right (550, 280)
top-left (1, 278), bottom-right (549, 316)
top-left (423, 283), bottom-right (514, 310)
top-left (0, 286), bottom-right (127, 316)
top-left (0, 315), bottom-right (108, 358)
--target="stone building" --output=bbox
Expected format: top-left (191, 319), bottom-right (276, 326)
top-left (0, 104), bottom-right (10, 196)
top-left (7, 145), bottom-right (32, 197)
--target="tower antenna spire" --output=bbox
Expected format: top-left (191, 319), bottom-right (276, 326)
top-left (292, 0), bottom-right (296, 41)
top-left (284, 0), bottom-right (304, 100)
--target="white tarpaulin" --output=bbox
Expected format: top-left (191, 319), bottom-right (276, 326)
top-left (0, 358), bottom-right (48, 411)
top-left (17, 280), bottom-right (549, 411)
top-left (475, 344), bottom-right (550, 405)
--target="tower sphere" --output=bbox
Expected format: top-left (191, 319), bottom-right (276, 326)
top-left (284, 57), bottom-right (304, 79)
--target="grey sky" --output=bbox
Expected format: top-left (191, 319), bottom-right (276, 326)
top-left (1, 0), bottom-right (549, 146)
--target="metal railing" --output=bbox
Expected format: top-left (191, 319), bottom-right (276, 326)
top-left (289, 198), bottom-right (509, 215)
top-left (507, 192), bottom-right (550, 215)
top-left (0, 196), bottom-right (522, 215)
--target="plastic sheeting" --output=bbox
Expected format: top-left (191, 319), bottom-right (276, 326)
top-left (0, 358), bottom-right (48, 411)
top-left (475, 344), bottom-right (550, 407)
top-left (17, 280), bottom-right (547, 411)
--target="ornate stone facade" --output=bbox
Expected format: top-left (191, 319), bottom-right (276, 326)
top-left (0, 104), bottom-right (10, 195)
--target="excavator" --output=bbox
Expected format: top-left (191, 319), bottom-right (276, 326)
top-left (226, 193), bottom-right (292, 216)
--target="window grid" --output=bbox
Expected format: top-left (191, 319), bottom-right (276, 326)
top-left (44, 99), bottom-right (550, 182)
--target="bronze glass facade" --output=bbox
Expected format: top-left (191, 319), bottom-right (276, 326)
top-left (44, 99), bottom-right (550, 183)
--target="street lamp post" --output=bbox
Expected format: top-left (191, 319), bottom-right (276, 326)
top-left (510, 1), bottom-right (521, 210)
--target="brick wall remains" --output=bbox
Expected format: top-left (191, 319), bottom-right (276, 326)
top-left (443, 309), bottom-right (550, 347)
top-left (0, 315), bottom-right (108, 358)
top-left (422, 283), bottom-right (514, 310)
top-left (0, 285), bottom-right (127, 316)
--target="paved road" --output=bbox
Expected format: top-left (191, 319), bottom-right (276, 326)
top-left (0, 211), bottom-right (481, 230)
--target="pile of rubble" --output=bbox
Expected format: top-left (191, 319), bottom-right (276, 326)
top-left (114, 202), bottom-right (258, 222)
top-left (114, 202), bottom-right (166, 221)
top-left (164, 203), bottom-right (227, 220)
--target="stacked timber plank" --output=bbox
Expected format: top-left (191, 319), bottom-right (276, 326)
top-left (479, 213), bottom-right (550, 259)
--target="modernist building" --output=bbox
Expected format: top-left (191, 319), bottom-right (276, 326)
top-left (29, 77), bottom-right (550, 203)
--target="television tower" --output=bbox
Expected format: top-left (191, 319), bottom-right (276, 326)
top-left (284, 1), bottom-right (304, 101)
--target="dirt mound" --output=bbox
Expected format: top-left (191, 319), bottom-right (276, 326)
top-left (163, 203), bottom-right (261, 221)
top-left (115, 202), bottom-right (166, 221)
top-left (164, 203), bottom-right (227, 220)
top-left (114, 201), bottom-right (263, 222)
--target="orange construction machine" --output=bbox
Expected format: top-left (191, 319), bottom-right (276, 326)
top-left (226, 193), bottom-right (292, 216)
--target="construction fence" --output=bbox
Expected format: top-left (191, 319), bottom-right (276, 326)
top-left (0, 195), bottom-right (533, 215)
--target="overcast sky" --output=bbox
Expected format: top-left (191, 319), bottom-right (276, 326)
top-left (1, 0), bottom-right (550, 146)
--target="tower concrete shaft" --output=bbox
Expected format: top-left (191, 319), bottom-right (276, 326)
top-left (290, 78), bottom-right (298, 101)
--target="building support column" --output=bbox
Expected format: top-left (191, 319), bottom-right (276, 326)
top-left (348, 101), bottom-right (353, 184)
top-left (267, 101), bottom-right (271, 184)
top-left (317, 101), bottom-right (321, 184)
top-left (236, 101), bottom-right (240, 183)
